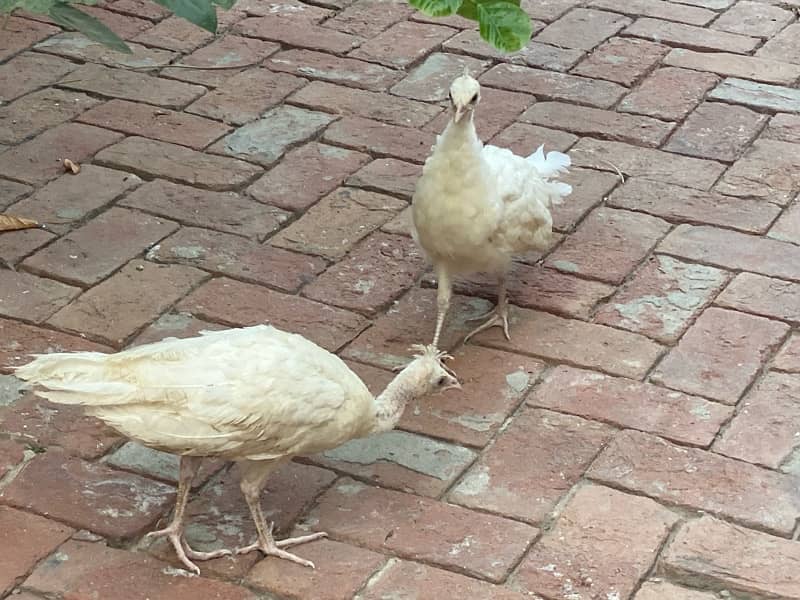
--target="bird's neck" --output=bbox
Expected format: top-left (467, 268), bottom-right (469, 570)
top-left (372, 370), bottom-right (420, 433)
top-left (440, 115), bottom-right (481, 153)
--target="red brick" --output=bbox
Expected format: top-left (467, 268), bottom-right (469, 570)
top-left (105, 0), bottom-right (171, 21)
top-left (290, 81), bottom-right (441, 128)
top-left (0, 228), bottom-right (54, 267)
top-left (0, 506), bottom-right (73, 596)
top-left (0, 88), bottom-right (99, 145)
top-left (0, 270), bottom-right (79, 323)
top-left (247, 539), bottom-right (384, 599)
top-left (512, 484), bottom-right (678, 599)
top-left (775, 333), bottom-right (800, 373)
top-left (619, 66), bottom-right (719, 120)
top-left (0, 52), bottom-right (76, 103)
top-left (132, 15), bottom-right (213, 51)
top-left (546, 207), bottom-right (670, 284)
top-left (248, 143), bottom-right (370, 211)
top-left (425, 86), bottom-right (535, 140)
top-left (712, 0), bottom-right (792, 37)
top-left (659, 224), bottom-right (800, 281)
top-left (346, 157), bottom-right (420, 200)
top-left (765, 113), bottom-right (800, 145)
top-left (715, 139), bottom-right (800, 205)
top-left (362, 560), bottom-right (529, 599)
top-left (152, 227), bottom-right (324, 292)
top-left (478, 307), bottom-right (664, 378)
top-left (351, 21), bottom-right (455, 68)
top-left (443, 29), bottom-right (582, 71)
top-left (25, 539), bottom-right (258, 598)
top-left (0, 439), bottom-right (26, 479)
top-left (303, 232), bottom-right (424, 315)
top-left (670, 0), bottom-right (733, 7)
top-left (588, 0), bottom-right (715, 25)
top-left (481, 63), bottom-right (626, 108)
top-left (8, 165), bottom-right (142, 235)
top-left (607, 177), bottom-right (780, 234)
top-left (717, 272), bottom-right (800, 324)
top-left (523, 101), bottom-right (673, 147)
top-left (236, 15), bottom-right (361, 53)
top-left (0, 123), bottom-right (123, 185)
top-left (59, 63), bottom-right (205, 109)
top-left (588, 430), bottom-right (800, 534)
top-left (0, 179), bottom-right (32, 211)
top-left (271, 187), bottom-right (403, 259)
top-left (636, 581), bottom-right (718, 600)
top-left (179, 278), bottom-right (368, 351)
top-left (625, 17), bottom-right (760, 53)
top-left (0, 17), bottom-right (59, 62)
top-left (1, 450), bottom-right (174, 539)
top-left (595, 255), bottom-right (727, 343)
top-left (530, 365), bottom-right (732, 446)
top-left (450, 409), bottom-right (613, 522)
top-left (381, 206), bottom-right (413, 236)
top-left (324, 116), bottom-right (436, 164)
top-left (710, 77), bottom-right (800, 117)
top-left (23, 207), bottom-right (178, 287)
top-left (390, 52), bottom-right (490, 102)
top-left (570, 138), bottom-right (726, 190)
top-left (324, 0), bottom-right (413, 37)
top-left (769, 200), bottom-right (800, 244)
top-left (488, 123), bottom-right (577, 158)
top-left (95, 137), bottom-right (262, 191)
top-left (306, 478), bottom-right (537, 581)
top-left (35, 32), bottom-right (177, 69)
top-left (757, 22), bottom-right (800, 65)
top-left (571, 36), bottom-right (668, 86)
top-left (523, 0), bottom-right (582, 21)
top-left (233, 0), bottom-right (332, 20)
top-left (555, 168), bottom-right (620, 231)
top-left (267, 49), bottom-right (401, 91)
top-left (131, 312), bottom-right (224, 347)
top-left (0, 318), bottom-right (111, 374)
top-left (662, 516), bottom-right (800, 598)
top-left (536, 8), bottom-right (631, 50)
top-left (187, 69), bottom-right (305, 125)
top-left (665, 48), bottom-right (800, 85)
top-left (80, 5), bottom-right (153, 38)
top-left (0, 391), bottom-right (119, 459)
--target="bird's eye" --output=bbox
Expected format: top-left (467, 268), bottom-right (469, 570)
top-left (469, 94), bottom-right (478, 104)
top-left (436, 375), bottom-right (449, 387)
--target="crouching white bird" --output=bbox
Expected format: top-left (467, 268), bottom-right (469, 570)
top-left (412, 69), bottom-right (573, 347)
top-left (14, 325), bottom-right (460, 574)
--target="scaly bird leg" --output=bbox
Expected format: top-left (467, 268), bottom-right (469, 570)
top-left (146, 456), bottom-right (230, 574)
top-left (464, 278), bottom-right (510, 343)
top-left (432, 266), bottom-right (453, 349)
top-left (235, 460), bottom-right (327, 568)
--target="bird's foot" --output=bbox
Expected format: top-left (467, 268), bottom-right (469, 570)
top-left (183, 544), bottom-right (232, 562)
top-left (235, 531), bottom-right (327, 568)
top-left (463, 306), bottom-right (510, 343)
top-left (147, 526), bottom-right (230, 575)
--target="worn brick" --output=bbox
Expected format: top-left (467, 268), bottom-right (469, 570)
top-left (80, 5), bottom-right (153, 38)
top-left (0, 123), bottom-right (123, 185)
top-left (512, 484), bottom-right (678, 599)
top-left (0, 17), bottom-right (59, 62)
top-left (0, 52), bottom-right (76, 103)
top-left (267, 49), bottom-right (401, 91)
top-left (305, 478), bottom-right (537, 581)
top-left (187, 69), bottom-right (305, 125)
top-left (0, 270), bottom-right (79, 323)
top-left (0, 438), bottom-right (25, 479)
top-left (23, 207), bottom-right (177, 287)
top-left (0, 507), bottom-right (73, 596)
top-left (554, 168), bottom-right (620, 231)
top-left (34, 32), bottom-right (177, 69)
top-left (765, 113), bottom-right (800, 145)
top-left (589, 430), bottom-right (800, 534)
top-left (625, 17), bottom-right (759, 53)
top-left (105, 442), bottom-right (222, 487)
top-left (531, 365), bottom-right (732, 446)
top-left (775, 333), bottom-right (800, 373)
top-left (588, 0), bottom-right (715, 25)
top-left (619, 66), bottom-right (719, 120)
top-left (131, 312), bottom-right (225, 347)
top-left (663, 516), bottom-right (800, 598)
top-left (709, 77), bottom-right (800, 114)
top-left (712, 0), bottom-right (793, 37)
top-left (179, 278), bottom-right (368, 351)
top-left (346, 157), bottom-right (419, 200)
top-left (571, 36), bottom-right (668, 86)
top-left (351, 21), bottom-right (455, 68)
top-left (715, 139), bottom-right (800, 205)
top-left (570, 138), bottom-right (725, 190)
top-left (391, 52), bottom-right (490, 102)
top-left (132, 15), bottom-right (213, 52)
top-left (757, 22), bottom-right (800, 65)
top-left (536, 8), bottom-right (631, 50)
top-left (769, 200), bottom-right (800, 245)
top-left (324, 116), bottom-right (436, 164)
top-left (717, 272), bottom-right (800, 324)
top-left (290, 81), bottom-right (441, 128)
top-left (0, 228), bottom-right (54, 267)
top-left (608, 177), bottom-right (780, 234)
top-left (249, 143), bottom-right (370, 211)
top-left (665, 48), bottom-right (800, 86)
top-left (95, 137), bottom-right (262, 191)
top-left (451, 409), bottom-right (613, 522)
top-left (477, 307), bottom-right (664, 378)
top-left (325, 0), bottom-right (412, 36)
top-left (233, 0), bottom-right (332, 20)
top-left (444, 30), bottom-right (584, 71)
top-left (151, 227), bottom-right (324, 292)
top-left (1, 450), bottom-right (174, 538)
top-left (236, 15), bottom-right (361, 53)
top-left (271, 187), bottom-right (402, 259)
top-left (522, 0), bottom-right (582, 21)
top-left (635, 581), bottom-right (718, 600)
top-left (0, 179), bottom-right (32, 211)
top-left (489, 123), bottom-right (577, 158)
top-left (481, 63), bottom-right (626, 108)
top-left (0, 88), bottom-right (98, 145)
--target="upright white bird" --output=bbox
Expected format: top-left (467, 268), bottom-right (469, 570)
top-left (14, 325), bottom-right (460, 574)
top-left (412, 70), bottom-right (573, 347)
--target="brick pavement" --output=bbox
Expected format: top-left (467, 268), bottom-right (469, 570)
top-left (1, 0), bottom-right (800, 597)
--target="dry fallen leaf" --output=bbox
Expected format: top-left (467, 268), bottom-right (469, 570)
top-left (0, 214), bottom-right (39, 232)
top-left (63, 158), bottom-right (80, 174)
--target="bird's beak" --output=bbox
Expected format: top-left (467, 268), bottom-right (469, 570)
top-left (453, 105), bottom-right (468, 123)
top-left (443, 376), bottom-right (461, 392)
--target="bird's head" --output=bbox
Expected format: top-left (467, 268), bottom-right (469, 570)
top-left (404, 344), bottom-right (461, 396)
top-left (449, 67), bottom-right (481, 124)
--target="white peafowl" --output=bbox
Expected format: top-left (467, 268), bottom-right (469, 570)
top-left (412, 69), bottom-right (573, 348)
top-left (14, 324), bottom-right (460, 574)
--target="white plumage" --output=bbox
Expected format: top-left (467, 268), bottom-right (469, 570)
top-left (412, 71), bottom-right (572, 346)
top-left (15, 324), bottom-right (460, 573)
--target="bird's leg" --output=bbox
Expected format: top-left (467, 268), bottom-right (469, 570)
top-left (235, 461), bottom-right (327, 568)
top-left (464, 278), bottom-right (510, 343)
top-left (432, 266), bottom-right (453, 349)
top-left (146, 456), bottom-right (230, 574)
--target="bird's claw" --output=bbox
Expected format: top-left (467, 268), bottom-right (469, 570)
top-left (234, 532), bottom-right (327, 569)
top-left (463, 308), bottom-right (510, 343)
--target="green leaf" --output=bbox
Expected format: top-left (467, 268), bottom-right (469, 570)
top-left (48, 2), bottom-right (132, 52)
top-left (151, 0), bottom-right (217, 31)
top-left (408, 0), bottom-right (461, 17)
top-left (211, 0), bottom-right (236, 8)
top-left (1, 0), bottom-right (57, 13)
top-left (456, 0), bottom-right (476, 20)
top-left (476, 1), bottom-right (531, 52)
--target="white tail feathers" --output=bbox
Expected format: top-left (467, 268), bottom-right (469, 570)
top-left (527, 145), bottom-right (571, 178)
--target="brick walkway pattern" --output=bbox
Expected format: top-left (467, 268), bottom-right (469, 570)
top-left (2, 0), bottom-right (800, 598)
